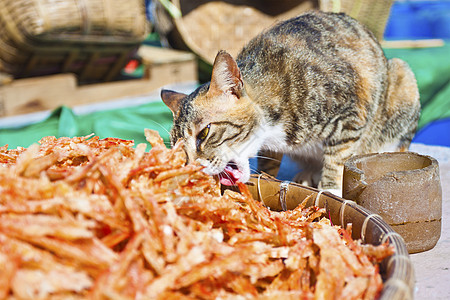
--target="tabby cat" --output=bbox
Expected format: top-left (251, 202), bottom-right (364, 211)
top-left (161, 10), bottom-right (420, 195)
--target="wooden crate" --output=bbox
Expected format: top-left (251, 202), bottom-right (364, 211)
top-left (0, 46), bottom-right (197, 117)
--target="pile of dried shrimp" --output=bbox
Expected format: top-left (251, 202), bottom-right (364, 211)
top-left (0, 129), bottom-right (393, 299)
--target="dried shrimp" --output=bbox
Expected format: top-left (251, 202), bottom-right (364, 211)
top-left (0, 130), bottom-right (392, 299)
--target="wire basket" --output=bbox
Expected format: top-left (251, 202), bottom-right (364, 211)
top-left (320, 0), bottom-right (394, 40)
top-left (0, 0), bottom-right (149, 82)
top-left (153, 0), bottom-right (319, 65)
top-left (154, 0), bottom-right (392, 66)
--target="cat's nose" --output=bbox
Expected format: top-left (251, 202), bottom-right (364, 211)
top-left (196, 158), bottom-right (220, 176)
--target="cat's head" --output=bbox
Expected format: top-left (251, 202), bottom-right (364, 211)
top-left (161, 51), bottom-right (262, 186)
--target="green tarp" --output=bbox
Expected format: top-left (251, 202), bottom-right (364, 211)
top-left (1, 42), bottom-right (449, 149)
top-left (384, 42), bottom-right (450, 129)
top-left (0, 102), bottom-right (174, 149)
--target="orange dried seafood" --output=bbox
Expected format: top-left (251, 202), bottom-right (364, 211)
top-left (0, 129), bottom-right (393, 299)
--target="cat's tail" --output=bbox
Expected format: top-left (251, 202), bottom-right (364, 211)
top-left (382, 58), bottom-right (421, 151)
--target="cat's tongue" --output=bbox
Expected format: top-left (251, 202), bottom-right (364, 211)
top-left (219, 163), bottom-right (243, 186)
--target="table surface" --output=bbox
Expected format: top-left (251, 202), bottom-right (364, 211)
top-left (408, 143), bottom-right (450, 299)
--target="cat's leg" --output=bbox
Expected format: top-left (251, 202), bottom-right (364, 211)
top-left (318, 59), bottom-right (420, 197)
top-left (257, 149), bottom-right (283, 177)
top-left (380, 58), bottom-right (420, 152)
top-left (318, 141), bottom-right (360, 197)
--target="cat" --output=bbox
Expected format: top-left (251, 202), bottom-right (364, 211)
top-left (161, 10), bottom-right (420, 195)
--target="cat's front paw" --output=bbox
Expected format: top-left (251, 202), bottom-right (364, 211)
top-left (293, 170), bottom-right (321, 187)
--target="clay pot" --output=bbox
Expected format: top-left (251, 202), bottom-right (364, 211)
top-left (343, 152), bottom-right (442, 253)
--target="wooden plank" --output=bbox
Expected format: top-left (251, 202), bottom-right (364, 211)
top-left (381, 39), bottom-right (445, 49)
top-left (0, 47), bottom-right (197, 117)
top-left (0, 74), bottom-right (77, 116)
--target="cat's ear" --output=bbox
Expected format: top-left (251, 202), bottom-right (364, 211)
top-left (207, 50), bottom-right (243, 99)
top-left (161, 89), bottom-right (186, 115)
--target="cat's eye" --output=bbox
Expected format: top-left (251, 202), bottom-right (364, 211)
top-left (197, 124), bottom-right (211, 142)
top-left (196, 124), bottom-right (211, 150)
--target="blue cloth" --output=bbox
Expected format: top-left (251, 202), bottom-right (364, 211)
top-left (413, 118), bottom-right (450, 147)
top-left (385, 1), bottom-right (450, 39)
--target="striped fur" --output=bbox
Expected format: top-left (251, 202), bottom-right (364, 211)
top-left (161, 11), bottom-right (420, 191)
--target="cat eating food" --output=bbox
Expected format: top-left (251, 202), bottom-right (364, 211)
top-left (161, 10), bottom-right (420, 195)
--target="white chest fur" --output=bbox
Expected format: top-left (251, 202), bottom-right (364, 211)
top-left (258, 123), bottom-right (323, 160)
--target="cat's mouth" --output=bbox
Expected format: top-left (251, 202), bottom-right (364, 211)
top-left (217, 161), bottom-right (244, 186)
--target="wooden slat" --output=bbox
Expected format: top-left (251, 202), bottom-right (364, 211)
top-left (22, 54), bottom-right (40, 76)
top-left (79, 52), bottom-right (100, 81)
top-left (62, 51), bottom-right (80, 72)
top-left (103, 51), bottom-right (129, 82)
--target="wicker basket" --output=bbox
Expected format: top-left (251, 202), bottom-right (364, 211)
top-left (154, 0), bottom-right (319, 65)
top-left (0, 0), bottom-right (149, 82)
top-left (320, 0), bottom-right (393, 40)
top-left (243, 174), bottom-right (415, 300)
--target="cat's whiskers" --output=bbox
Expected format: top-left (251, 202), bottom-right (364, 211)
top-left (146, 120), bottom-right (172, 146)
top-left (217, 167), bottom-right (236, 185)
top-left (249, 167), bottom-right (262, 175)
top-left (252, 155), bottom-right (282, 163)
top-left (148, 120), bottom-right (171, 135)
top-left (219, 171), bottom-right (233, 182)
